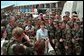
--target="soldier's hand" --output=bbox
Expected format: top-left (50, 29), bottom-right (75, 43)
top-left (65, 46), bottom-right (68, 49)
top-left (59, 38), bottom-right (63, 42)
top-left (23, 33), bottom-right (31, 42)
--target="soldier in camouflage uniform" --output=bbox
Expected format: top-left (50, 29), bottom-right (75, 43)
top-left (53, 21), bottom-right (61, 41)
top-left (64, 24), bottom-right (75, 55)
top-left (53, 21), bottom-right (65, 55)
top-left (65, 22), bottom-right (73, 40)
top-left (63, 11), bottom-right (71, 23)
top-left (60, 21), bottom-right (66, 39)
top-left (46, 20), bottom-right (56, 50)
top-left (71, 11), bottom-right (80, 22)
top-left (2, 27), bottom-right (34, 55)
top-left (59, 21), bottom-right (67, 55)
top-left (6, 17), bottom-right (16, 40)
top-left (71, 22), bottom-right (83, 55)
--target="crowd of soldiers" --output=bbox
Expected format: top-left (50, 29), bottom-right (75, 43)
top-left (1, 10), bottom-right (83, 55)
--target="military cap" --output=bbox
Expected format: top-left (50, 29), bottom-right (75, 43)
top-left (76, 21), bottom-right (81, 25)
top-left (65, 11), bottom-right (70, 14)
top-left (72, 11), bottom-right (77, 14)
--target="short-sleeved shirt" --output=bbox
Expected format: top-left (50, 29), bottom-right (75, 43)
top-left (36, 28), bottom-right (48, 40)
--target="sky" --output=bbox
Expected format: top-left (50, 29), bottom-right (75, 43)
top-left (1, 1), bottom-right (58, 9)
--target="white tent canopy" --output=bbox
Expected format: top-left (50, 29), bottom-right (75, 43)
top-left (61, 1), bottom-right (74, 20)
top-left (61, 1), bottom-right (83, 21)
top-left (1, 1), bottom-right (14, 9)
top-left (1, 1), bottom-right (58, 9)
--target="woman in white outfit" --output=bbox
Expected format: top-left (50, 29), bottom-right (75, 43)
top-left (36, 22), bottom-right (48, 41)
top-left (36, 21), bottom-right (55, 55)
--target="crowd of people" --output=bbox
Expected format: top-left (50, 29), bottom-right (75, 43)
top-left (1, 10), bottom-right (83, 55)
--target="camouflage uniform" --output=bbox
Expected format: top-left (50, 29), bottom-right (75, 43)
top-left (71, 22), bottom-right (83, 55)
top-left (65, 23), bottom-right (72, 40)
top-left (54, 21), bottom-right (61, 40)
top-left (6, 24), bottom-right (14, 40)
top-left (2, 38), bottom-right (34, 55)
top-left (46, 24), bottom-right (55, 39)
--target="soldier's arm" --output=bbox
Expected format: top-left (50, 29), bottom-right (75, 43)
top-left (23, 33), bottom-right (31, 43)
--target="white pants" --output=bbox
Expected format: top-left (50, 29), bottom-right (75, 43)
top-left (44, 39), bottom-right (54, 54)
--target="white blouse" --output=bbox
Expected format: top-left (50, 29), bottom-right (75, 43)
top-left (36, 28), bottom-right (48, 40)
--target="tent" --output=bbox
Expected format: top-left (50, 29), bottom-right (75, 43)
top-left (1, 1), bottom-right (58, 9)
top-left (61, 1), bottom-right (83, 21)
